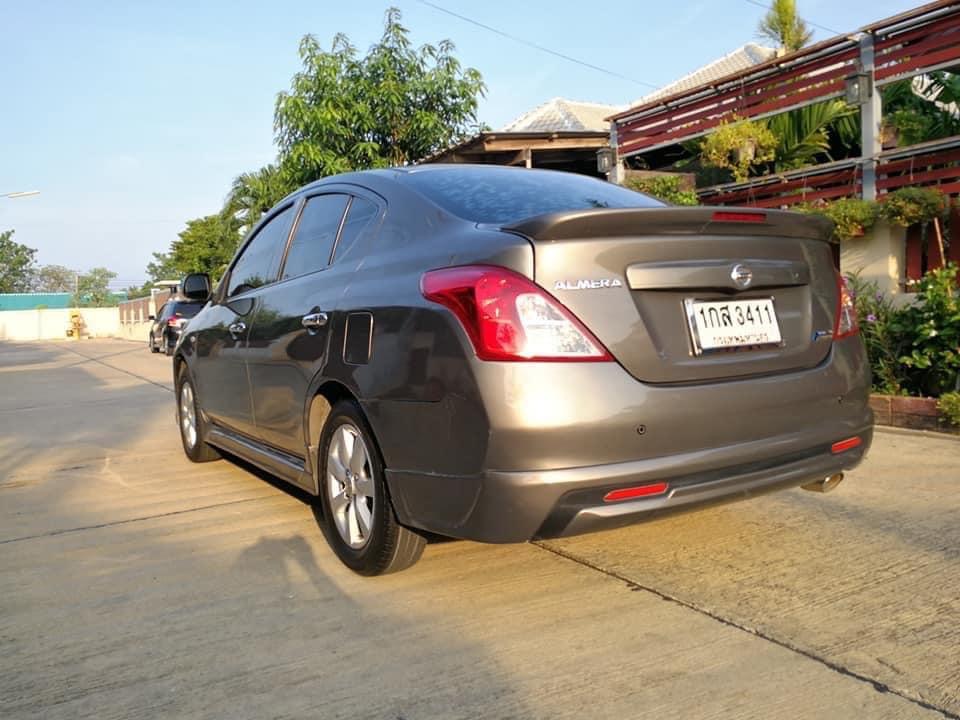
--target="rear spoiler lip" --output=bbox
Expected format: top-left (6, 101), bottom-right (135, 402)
top-left (499, 207), bottom-right (834, 243)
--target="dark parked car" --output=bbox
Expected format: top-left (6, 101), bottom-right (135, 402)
top-left (149, 298), bottom-right (205, 355)
top-left (173, 166), bottom-right (873, 575)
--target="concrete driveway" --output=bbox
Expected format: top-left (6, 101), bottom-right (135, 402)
top-left (1, 339), bottom-right (957, 719)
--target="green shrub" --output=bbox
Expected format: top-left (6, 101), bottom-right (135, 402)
top-left (848, 263), bottom-right (960, 398)
top-left (796, 198), bottom-right (879, 242)
top-left (896, 263), bottom-right (960, 397)
top-left (879, 186), bottom-right (948, 227)
top-left (938, 392), bottom-right (960, 426)
top-left (624, 175), bottom-right (699, 205)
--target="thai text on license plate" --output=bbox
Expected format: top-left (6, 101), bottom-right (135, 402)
top-left (685, 298), bottom-right (782, 355)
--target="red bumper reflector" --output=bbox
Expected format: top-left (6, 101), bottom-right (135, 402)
top-left (603, 482), bottom-right (669, 503)
top-left (831, 436), bottom-right (862, 454)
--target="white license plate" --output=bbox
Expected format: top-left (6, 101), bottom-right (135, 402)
top-left (685, 298), bottom-right (782, 355)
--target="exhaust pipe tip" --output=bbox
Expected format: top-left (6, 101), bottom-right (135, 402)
top-left (802, 472), bottom-right (844, 493)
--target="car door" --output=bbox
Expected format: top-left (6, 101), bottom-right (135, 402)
top-left (246, 191), bottom-right (381, 457)
top-left (151, 303), bottom-right (168, 345)
top-left (190, 204), bottom-right (296, 437)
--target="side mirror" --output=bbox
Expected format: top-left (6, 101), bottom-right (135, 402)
top-left (182, 273), bottom-right (212, 301)
top-left (148, 314), bottom-right (156, 321)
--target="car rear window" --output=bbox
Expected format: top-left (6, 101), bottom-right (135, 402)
top-left (171, 302), bottom-right (204, 318)
top-left (402, 167), bottom-right (664, 224)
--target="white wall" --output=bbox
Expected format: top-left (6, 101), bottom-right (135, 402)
top-left (0, 308), bottom-right (121, 341)
top-left (840, 220), bottom-right (906, 295)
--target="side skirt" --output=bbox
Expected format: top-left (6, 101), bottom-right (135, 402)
top-left (207, 424), bottom-right (317, 495)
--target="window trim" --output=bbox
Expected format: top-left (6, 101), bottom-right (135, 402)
top-left (276, 192), bottom-right (350, 282)
top-left (222, 201), bottom-right (298, 300)
top-left (329, 194), bottom-right (382, 265)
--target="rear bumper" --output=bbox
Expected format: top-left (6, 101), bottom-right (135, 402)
top-left (387, 424), bottom-right (872, 543)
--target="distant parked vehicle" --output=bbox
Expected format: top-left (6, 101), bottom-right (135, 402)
top-left (149, 299), bottom-right (205, 356)
top-left (172, 165), bottom-right (873, 576)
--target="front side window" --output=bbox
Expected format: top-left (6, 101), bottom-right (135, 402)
top-left (227, 206), bottom-right (295, 296)
top-left (281, 194), bottom-right (349, 280)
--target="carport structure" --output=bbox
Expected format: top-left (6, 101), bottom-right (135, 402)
top-left (609, 0), bottom-right (960, 207)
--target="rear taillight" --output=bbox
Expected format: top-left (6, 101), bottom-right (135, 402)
top-left (833, 272), bottom-right (859, 340)
top-left (420, 265), bottom-right (612, 362)
top-left (167, 318), bottom-right (180, 327)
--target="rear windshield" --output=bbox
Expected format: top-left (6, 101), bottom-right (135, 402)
top-left (171, 302), bottom-right (204, 318)
top-left (403, 166), bottom-right (664, 224)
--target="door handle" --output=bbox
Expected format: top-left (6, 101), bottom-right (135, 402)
top-left (228, 321), bottom-right (247, 339)
top-left (301, 312), bottom-right (328, 330)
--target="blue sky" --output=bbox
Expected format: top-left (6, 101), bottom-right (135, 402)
top-left (1, 0), bottom-right (918, 285)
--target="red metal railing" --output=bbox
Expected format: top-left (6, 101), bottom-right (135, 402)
top-left (612, 1), bottom-right (960, 159)
top-left (697, 137), bottom-right (960, 208)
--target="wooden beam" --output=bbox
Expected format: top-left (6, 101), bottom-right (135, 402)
top-left (480, 136), bottom-right (606, 152)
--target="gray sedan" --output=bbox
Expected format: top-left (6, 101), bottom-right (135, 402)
top-left (173, 166), bottom-right (872, 575)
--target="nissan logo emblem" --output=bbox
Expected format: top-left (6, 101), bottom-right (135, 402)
top-left (731, 264), bottom-right (753, 289)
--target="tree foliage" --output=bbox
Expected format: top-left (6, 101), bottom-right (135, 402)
top-left (73, 267), bottom-right (118, 307)
top-left (274, 7), bottom-right (485, 186)
top-left (0, 230), bottom-right (37, 293)
top-left (169, 215), bottom-right (241, 281)
top-left (33, 264), bottom-right (76, 292)
top-left (223, 164), bottom-right (291, 233)
top-left (883, 72), bottom-right (960, 146)
top-left (757, 0), bottom-right (813, 52)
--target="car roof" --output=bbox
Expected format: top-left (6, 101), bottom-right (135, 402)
top-left (283, 164), bottom-right (573, 202)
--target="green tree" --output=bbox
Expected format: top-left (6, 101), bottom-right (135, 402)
top-left (223, 164), bottom-right (291, 232)
top-left (0, 230), bottom-right (37, 293)
top-left (33, 264), bottom-right (76, 292)
top-left (146, 251), bottom-right (179, 282)
top-left (169, 215), bottom-right (240, 281)
top-left (757, 0), bottom-right (813, 52)
top-left (274, 7), bottom-right (485, 186)
top-left (73, 267), bottom-right (118, 307)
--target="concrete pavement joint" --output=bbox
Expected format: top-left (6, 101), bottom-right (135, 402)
top-left (57, 344), bottom-right (174, 394)
top-left (0, 497), bottom-right (267, 546)
top-left (533, 540), bottom-right (959, 720)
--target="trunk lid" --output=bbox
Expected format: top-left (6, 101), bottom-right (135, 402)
top-left (503, 207), bottom-right (838, 384)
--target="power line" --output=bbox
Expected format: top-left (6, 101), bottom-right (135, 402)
top-left (742, 0), bottom-right (843, 37)
top-left (414, 0), bottom-right (660, 89)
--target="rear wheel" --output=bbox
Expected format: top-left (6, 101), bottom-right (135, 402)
top-left (317, 400), bottom-right (425, 575)
top-left (149, 333), bottom-right (159, 353)
top-left (175, 367), bottom-right (221, 463)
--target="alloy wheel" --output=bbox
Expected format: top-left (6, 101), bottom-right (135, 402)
top-left (179, 382), bottom-right (197, 450)
top-left (326, 423), bottom-right (375, 549)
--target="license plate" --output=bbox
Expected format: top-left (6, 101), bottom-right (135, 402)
top-left (685, 298), bottom-right (782, 355)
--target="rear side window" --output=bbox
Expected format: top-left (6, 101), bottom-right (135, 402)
top-left (228, 205), bottom-right (295, 296)
top-left (332, 196), bottom-right (379, 264)
top-left (281, 194), bottom-right (349, 280)
top-left (403, 167), bottom-right (664, 224)
top-left (171, 302), bottom-right (203, 319)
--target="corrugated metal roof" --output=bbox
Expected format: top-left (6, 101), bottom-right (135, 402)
top-left (0, 293), bottom-right (72, 310)
top-left (501, 97), bottom-right (624, 133)
top-left (629, 43), bottom-right (778, 107)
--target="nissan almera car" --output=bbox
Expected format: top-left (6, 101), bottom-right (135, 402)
top-left (173, 165), bottom-right (872, 575)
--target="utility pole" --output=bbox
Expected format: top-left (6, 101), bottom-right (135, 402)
top-left (858, 33), bottom-right (882, 201)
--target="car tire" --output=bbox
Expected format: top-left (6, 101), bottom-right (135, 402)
top-left (149, 334), bottom-right (160, 353)
top-left (317, 400), bottom-right (425, 576)
top-left (175, 366), bottom-right (221, 463)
